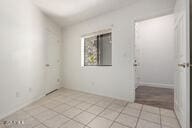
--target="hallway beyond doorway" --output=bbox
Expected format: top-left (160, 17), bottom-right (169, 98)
top-left (135, 86), bottom-right (174, 110)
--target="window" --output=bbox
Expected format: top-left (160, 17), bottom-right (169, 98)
top-left (81, 29), bottom-right (112, 66)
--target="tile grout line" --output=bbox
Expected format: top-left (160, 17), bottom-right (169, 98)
top-left (45, 93), bottom-right (113, 127)
top-left (26, 91), bottom-right (105, 121)
top-left (28, 94), bottom-right (94, 128)
top-left (45, 90), bottom-right (177, 128)
top-left (51, 95), bottom-right (114, 127)
top-left (109, 104), bottom-right (163, 127)
top-left (54, 97), bottom-right (97, 126)
top-left (82, 99), bottom-right (115, 128)
top-left (22, 100), bottom-right (145, 128)
top-left (159, 108), bottom-right (163, 128)
top-left (134, 104), bottom-right (143, 128)
top-left (19, 99), bottom-right (136, 128)
top-left (5, 89), bottom-right (178, 128)
top-left (84, 99), bottom-right (130, 127)
top-left (139, 106), bottom-right (162, 126)
top-left (67, 93), bottom-right (118, 127)
top-left (17, 107), bottom-right (51, 128)
top-left (173, 110), bottom-right (182, 128)
top-left (112, 103), bottom-right (143, 128)
top-left (108, 102), bottom-right (129, 128)
top-left (51, 95), bottom-right (103, 127)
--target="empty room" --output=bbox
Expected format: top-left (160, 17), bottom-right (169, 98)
top-left (0, 0), bottom-right (190, 128)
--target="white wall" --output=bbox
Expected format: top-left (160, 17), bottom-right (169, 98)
top-left (61, 0), bottom-right (175, 101)
top-left (0, 0), bottom-right (61, 119)
top-left (135, 15), bottom-right (175, 88)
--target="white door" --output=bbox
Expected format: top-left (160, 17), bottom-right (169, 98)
top-left (45, 32), bottom-right (61, 94)
top-left (134, 23), bottom-right (141, 88)
top-left (174, 12), bottom-right (190, 128)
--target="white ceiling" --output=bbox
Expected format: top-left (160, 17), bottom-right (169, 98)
top-left (33, 0), bottom-right (139, 27)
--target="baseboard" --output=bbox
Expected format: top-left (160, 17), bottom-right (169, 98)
top-left (139, 82), bottom-right (175, 89)
top-left (62, 86), bottom-right (135, 102)
top-left (0, 94), bottom-right (45, 120)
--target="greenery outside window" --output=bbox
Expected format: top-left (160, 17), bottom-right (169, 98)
top-left (81, 29), bottom-right (112, 66)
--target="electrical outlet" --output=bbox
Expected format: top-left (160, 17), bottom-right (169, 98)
top-left (16, 92), bottom-right (20, 98)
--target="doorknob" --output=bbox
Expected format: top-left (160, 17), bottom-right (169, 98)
top-left (178, 63), bottom-right (186, 68)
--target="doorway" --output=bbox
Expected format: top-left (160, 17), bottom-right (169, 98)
top-left (45, 31), bottom-right (61, 94)
top-left (134, 14), bottom-right (175, 110)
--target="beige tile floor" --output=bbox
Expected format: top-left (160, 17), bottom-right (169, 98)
top-left (0, 88), bottom-right (181, 128)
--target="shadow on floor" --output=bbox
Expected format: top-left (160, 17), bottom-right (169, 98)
top-left (135, 86), bottom-right (174, 110)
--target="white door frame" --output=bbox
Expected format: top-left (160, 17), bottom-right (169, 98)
top-left (44, 31), bottom-right (61, 95)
